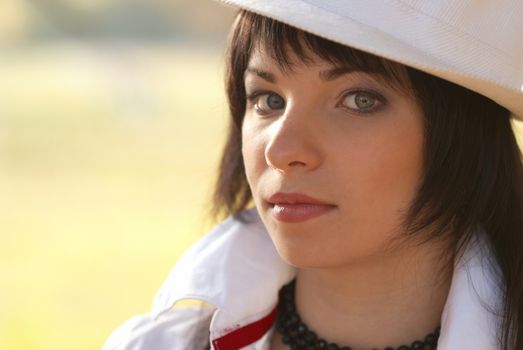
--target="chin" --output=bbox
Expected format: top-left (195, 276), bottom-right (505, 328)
top-left (271, 238), bottom-right (349, 269)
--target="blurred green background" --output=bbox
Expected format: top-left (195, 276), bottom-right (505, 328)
top-left (0, 1), bottom-right (235, 349)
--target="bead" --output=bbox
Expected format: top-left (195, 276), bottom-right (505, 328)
top-left (411, 340), bottom-right (425, 349)
top-left (286, 314), bottom-right (300, 326)
top-left (277, 318), bottom-right (286, 332)
top-left (304, 330), bottom-right (317, 343)
top-left (284, 303), bottom-right (296, 312)
top-left (296, 338), bottom-right (307, 346)
top-left (316, 340), bottom-right (327, 349)
top-left (425, 334), bottom-right (437, 346)
top-left (297, 323), bottom-right (307, 334)
top-left (289, 326), bottom-right (299, 338)
top-left (282, 334), bottom-right (292, 344)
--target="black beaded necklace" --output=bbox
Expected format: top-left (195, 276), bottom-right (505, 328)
top-left (276, 279), bottom-right (440, 350)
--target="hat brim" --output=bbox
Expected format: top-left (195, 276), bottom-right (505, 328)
top-left (216, 0), bottom-right (523, 120)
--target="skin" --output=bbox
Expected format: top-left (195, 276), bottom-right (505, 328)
top-left (241, 46), bottom-right (452, 350)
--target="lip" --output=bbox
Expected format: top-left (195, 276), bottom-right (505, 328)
top-left (267, 192), bottom-right (337, 223)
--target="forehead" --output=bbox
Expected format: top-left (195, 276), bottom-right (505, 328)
top-left (244, 36), bottom-right (412, 93)
top-left (246, 52), bottom-right (363, 86)
top-left (245, 43), bottom-right (409, 93)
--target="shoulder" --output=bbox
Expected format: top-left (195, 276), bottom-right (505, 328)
top-left (103, 208), bottom-right (292, 350)
top-left (102, 306), bottom-right (213, 350)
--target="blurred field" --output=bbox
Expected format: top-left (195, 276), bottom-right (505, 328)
top-left (0, 43), bottom-right (229, 350)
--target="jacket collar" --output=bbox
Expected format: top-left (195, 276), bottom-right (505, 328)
top-left (152, 208), bottom-right (502, 349)
top-left (152, 208), bottom-right (295, 343)
top-left (438, 233), bottom-right (502, 348)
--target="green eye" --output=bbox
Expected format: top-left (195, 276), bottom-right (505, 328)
top-left (255, 93), bottom-right (285, 113)
top-left (342, 91), bottom-right (380, 112)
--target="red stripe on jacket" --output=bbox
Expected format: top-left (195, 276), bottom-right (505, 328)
top-left (212, 306), bottom-right (278, 350)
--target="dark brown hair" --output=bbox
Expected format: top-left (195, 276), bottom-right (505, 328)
top-left (212, 10), bottom-right (523, 350)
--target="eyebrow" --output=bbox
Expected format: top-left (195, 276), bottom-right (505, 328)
top-left (245, 67), bottom-right (277, 83)
top-left (244, 66), bottom-right (359, 83)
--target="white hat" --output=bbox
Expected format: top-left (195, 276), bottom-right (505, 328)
top-left (215, 0), bottom-right (523, 119)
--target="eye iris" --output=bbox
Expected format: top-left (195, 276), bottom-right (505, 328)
top-left (354, 93), bottom-right (375, 109)
top-left (267, 94), bottom-right (284, 109)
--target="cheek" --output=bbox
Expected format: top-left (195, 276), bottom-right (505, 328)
top-left (368, 134), bottom-right (422, 189)
top-left (377, 116), bottom-right (424, 195)
top-left (340, 117), bottom-right (424, 229)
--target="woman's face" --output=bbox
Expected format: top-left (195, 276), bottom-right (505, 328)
top-left (241, 46), bottom-right (425, 268)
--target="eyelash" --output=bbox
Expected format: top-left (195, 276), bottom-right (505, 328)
top-left (245, 89), bottom-right (387, 116)
top-left (245, 90), bottom-right (277, 115)
top-left (338, 89), bottom-right (387, 114)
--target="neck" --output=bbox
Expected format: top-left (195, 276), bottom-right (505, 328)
top-left (293, 240), bottom-right (452, 350)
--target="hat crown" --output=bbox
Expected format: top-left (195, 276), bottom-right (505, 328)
top-left (303, 0), bottom-right (522, 66)
top-left (406, 0), bottom-right (523, 63)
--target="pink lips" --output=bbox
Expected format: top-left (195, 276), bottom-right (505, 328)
top-left (267, 192), bottom-right (337, 223)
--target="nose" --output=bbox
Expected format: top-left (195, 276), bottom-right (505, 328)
top-left (264, 105), bottom-right (322, 173)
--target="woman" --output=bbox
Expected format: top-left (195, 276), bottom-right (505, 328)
top-left (104, 1), bottom-right (523, 349)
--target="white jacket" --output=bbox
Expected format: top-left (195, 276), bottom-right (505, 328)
top-left (103, 208), bottom-right (503, 350)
